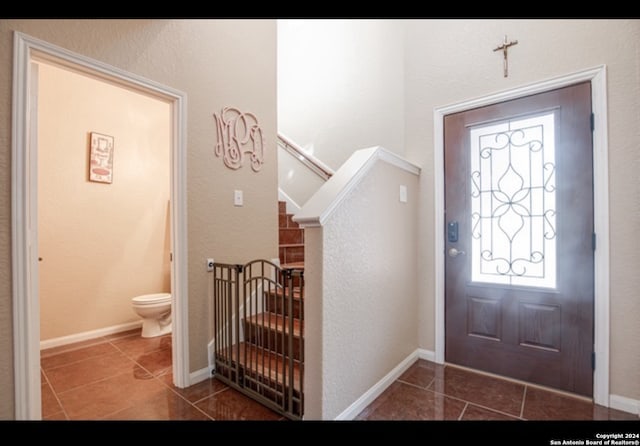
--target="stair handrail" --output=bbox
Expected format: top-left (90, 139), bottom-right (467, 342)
top-left (277, 133), bottom-right (335, 181)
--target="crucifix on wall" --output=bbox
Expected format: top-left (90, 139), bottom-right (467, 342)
top-left (493, 35), bottom-right (518, 78)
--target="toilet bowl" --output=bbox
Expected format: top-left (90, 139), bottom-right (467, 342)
top-left (131, 293), bottom-right (172, 338)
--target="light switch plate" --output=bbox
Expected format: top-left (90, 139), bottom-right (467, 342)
top-left (234, 190), bottom-right (243, 206)
top-left (400, 185), bottom-right (407, 203)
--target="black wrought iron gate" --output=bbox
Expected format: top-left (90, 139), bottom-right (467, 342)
top-left (212, 259), bottom-right (304, 419)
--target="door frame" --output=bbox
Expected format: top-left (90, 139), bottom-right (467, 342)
top-left (433, 65), bottom-right (610, 407)
top-left (11, 31), bottom-right (190, 419)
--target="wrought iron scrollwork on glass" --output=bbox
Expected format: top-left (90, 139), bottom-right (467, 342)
top-left (470, 112), bottom-right (557, 288)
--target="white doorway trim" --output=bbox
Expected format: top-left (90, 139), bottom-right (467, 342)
top-left (11, 31), bottom-right (190, 420)
top-left (433, 65), bottom-right (610, 407)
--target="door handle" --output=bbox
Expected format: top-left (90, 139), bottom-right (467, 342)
top-left (448, 248), bottom-right (465, 258)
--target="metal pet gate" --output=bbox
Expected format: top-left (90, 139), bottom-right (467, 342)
top-left (212, 259), bottom-right (304, 419)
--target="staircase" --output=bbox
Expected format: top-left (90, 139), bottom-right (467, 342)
top-left (211, 201), bottom-right (305, 419)
top-left (278, 200), bottom-right (305, 268)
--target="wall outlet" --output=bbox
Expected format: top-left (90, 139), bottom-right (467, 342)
top-left (206, 258), bottom-right (214, 272)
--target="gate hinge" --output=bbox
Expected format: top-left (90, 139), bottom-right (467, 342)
top-left (592, 352), bottom-right (596, 370)
top-left (590, 113), bottom-right (595, 131)
top-left (592, 233), bottom-right (597, 251)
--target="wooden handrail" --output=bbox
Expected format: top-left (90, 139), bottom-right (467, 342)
top-left (277, 133), bottom-right (334, 181)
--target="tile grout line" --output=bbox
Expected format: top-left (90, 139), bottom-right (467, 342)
top-left (139, 342), bottom-right (220, 420)
top-left (107, 335), bottom-right (207, 421)
top-left (96, 402), bottom-right (143, 421)
top-left (458, 402), bottom-right (469, 421)
top-left (41, 367), bottom-right (71, 421)
top-left (396, 378), bottom-right (431, 391)
top-left (41, 345), bottom-right (121, 372)
top-left (53, 366), bottom-right (149, 400)
top-left (520, 385), bottom-right (528, 419)
top-left (191, 402), bottom-right (217, 421)
top-left (191, 386), bottom-right (231, 406)
top-left (108, 338), bottom-right (171, 379)
top-left (427, 386), bottom-right (524, 420)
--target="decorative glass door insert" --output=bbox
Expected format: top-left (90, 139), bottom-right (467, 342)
top-left (469, 111), bottom-right (556, 288)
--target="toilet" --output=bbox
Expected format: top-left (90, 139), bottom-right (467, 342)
top-left (131, 293), bottom-right (172, 338)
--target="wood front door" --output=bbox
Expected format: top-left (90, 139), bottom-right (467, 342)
top-left (444, 82), bottom-right (594, 396)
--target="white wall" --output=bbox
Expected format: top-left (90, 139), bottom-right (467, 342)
top-left (278, 19), bottom-right (405, 171)
top-left (303, 157), bottom-right (419, 419)
top-left (277, 147), bottom-right (326, 207)
top-left (405, 19), bottom-right (640, 404)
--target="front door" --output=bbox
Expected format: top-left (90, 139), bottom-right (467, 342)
top-left (444, 82), bottom-right (594, 396)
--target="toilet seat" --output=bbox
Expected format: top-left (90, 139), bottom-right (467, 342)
top-left (132, 293), bottom-right (171, 305)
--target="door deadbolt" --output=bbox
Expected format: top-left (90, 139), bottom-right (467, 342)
top-left (447, 221), bottom-right (458, 243)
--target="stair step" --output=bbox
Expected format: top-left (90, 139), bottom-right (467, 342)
top-left (244, 313), bottom-right (302, 337)
top-left (280, 262), bottom-right (304, 270)
top-left (244, 313), bottom-right (304, 361)
top-left (285, 214), bottom-right (299, 229)
top-left (279, 245), bottom-right (304, 265)
top-left (265, 287), bottom-right (303, 318)
top-left (279, 213), bottom-right (300, 229)
top-left (279, 228), bottom-right (304, 245)
top-left (265, 286), bottom-right (303, 299)
top-left (279, 243), bottom-right (304, 249)
top-left (216, 341), bottom-right (302, 394)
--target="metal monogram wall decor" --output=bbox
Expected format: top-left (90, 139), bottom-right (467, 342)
top-left (213, 107), bottom-right (265, 172)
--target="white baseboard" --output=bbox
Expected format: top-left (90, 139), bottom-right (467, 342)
top-left (417, 348), bottom-right (436, 362)
top-left (189, 367), bottom-right (212, 386)
top-left (40, 320), bottom-right (142, 350)
top-left (334, 349), bottom-right (421, 420)
top-left (610, 394), bottom-right (640, 417)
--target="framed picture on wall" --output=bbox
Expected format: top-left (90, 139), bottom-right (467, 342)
top-left (89, 132), bottom-right (114, 183)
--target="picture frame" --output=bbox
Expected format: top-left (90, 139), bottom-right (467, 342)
top-left (89, 132), bottom-right (114, 183)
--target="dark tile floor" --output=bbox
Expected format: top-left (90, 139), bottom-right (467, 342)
top-left (356, 359), bottom-right (639, 421)
top-left (40, 329), bottom-right (283, 420)
top-left (42, 333), bottom-right (638, 421)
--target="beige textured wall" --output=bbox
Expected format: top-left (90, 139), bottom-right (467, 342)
top-left (319, 161), bottom-right (419, 419)
top-left (278, 19), bottom-right (405, 171)
top-left (0, 19), bottom-right (277, 419)
top-left (37, 61), bottom-right (171, 341)
top-left (405, 19), bottom-right (640, 402)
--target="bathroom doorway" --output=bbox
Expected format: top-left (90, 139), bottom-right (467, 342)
top-left (12, 33), bottom-right (189, 419)
top-left (37, 59), bottom-right (172, 348)
top-left (36, 59), bottom-right (175, 419)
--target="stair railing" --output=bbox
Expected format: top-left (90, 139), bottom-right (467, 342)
top-left (278, 133), bottom-right (334, 181)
